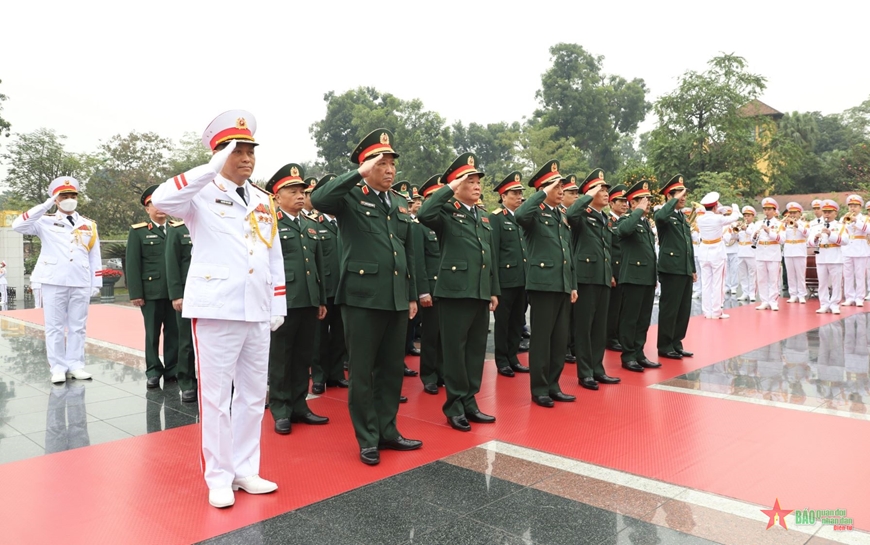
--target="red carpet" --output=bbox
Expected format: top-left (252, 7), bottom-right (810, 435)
top-left (0, 299), bottom-right (867, 543)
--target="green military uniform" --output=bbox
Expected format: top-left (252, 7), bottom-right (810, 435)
top-left (653, 175), bottom-right (695, 357)
top-left (394, 181), bottom-right (422, 360)
top-left (616, 181), bottom-right (661, 369)
top-left (418, 153), bottom-right (499, 426)
top-left (309, 129), bottom-right (419, 455)
top-left (490, 172), bottom-right (529, 375)
top-left (560, 174), bottom-right (580, 363)
top-left (566, 170), bottom-right (613, 384)
top-left (265, 164), bottom-right (327, 429)
top-left (514, 160), bottom-right (576, 403)
top-left (164, 220), bottom-right (196, 395)
top-left (126, 185), bottom-right (179, 384)
top-left (606, 186), bottom-right (628, 350)
top-left (310, 174), bottom-right (348, 390)
top-left (414, 176), bottom-right (445, 390)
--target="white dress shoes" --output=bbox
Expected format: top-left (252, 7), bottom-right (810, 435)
top-left (66, 369), bottom-right (93, 380)
top-left (799, 297), bottom-right (806, 304)
top-left (209, 487), bottom-right (235, 508)
top-left (232, 475), bottom-right (277, 495)
top-left (755, 303), bottom-right (770, 310)
top-left (51, 373), bottom-right (66, 384)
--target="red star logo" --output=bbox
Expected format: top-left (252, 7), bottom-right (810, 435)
top-left (761, 498), bottom-right (794, 530)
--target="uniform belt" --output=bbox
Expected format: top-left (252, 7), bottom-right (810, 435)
top-left (701, 238), bottom-right (722, 244)
top-left (739, 242), bottom-right (752, 246)
top-left (820, 244), bottom-right (839, 249)
top-left (758, 241), bottom-right (779, 245)
top-left (851, 235), bottom-right (867, 240)
top-left (785, 240), bottom-right (806, 244)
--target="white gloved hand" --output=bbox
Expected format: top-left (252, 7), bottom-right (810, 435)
top-left (91, 288), bottom-right (100, 298)
top-left (208, 140), bottom-right (237, 174)
top-left (270, 315), bottom-right (284, 331)
top-left (44, 196), bottom-right (56, 209)
top-left (732, 203), bottom-right (739, 214)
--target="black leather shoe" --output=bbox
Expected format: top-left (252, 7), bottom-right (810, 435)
top-left (518, 339), bottom-right (530, 352)
top-left (448, 415), bottom-right (471, 431)
top-left (607, 343), bottom-right (624, 352)
top-left (436, 378), bottom-right (445, 387)
top-left (423, 383), bottom-right (439, 395)
top-left (659, 351), bottom-right (683, 359)
top-left (622, 361), bottom-right (644, 373)
top-left (551, 391), bottom-right (576, 402)
top-left (326, 379), bottom-right (349, 388)
top-left (290, 412), bottom-right (329, 425)
top-left (360, 447), bottom-right (380, 465)
top-left (404, 366), bottom-right (419, 377)
top-left (594, 374), bottom-right (621, 384)
top-left (677, 349), bottom-right (694, 357)
top-left (465, 410), bottom-right (495, 423)
top-left (638, 357), bottom-right (662, 369)
top-left (311, 382), bottom-right (325, 394)
top-left (378, 435), bottom-right (423, 451)
top-left (146, 376), bottom-right (160, 389)
top-left (181, 389), bottom-right (197, 403)
top-left (532, 395), bottom-right (555, 407)
top-left (407, 347), bottom-right (421, 356)
top-left (510, 363), bottom-right (530, 373)
top-left (564, 354), bottom-right (577, 363)
top-left (164, 376), bottom-right (178, 384)
top-left (274, 418), bottom-right (291, 435)
top-left (497, 367), bottom-right (515, 377)
top-left (399, 395), bottom-right (408, 403)
top-left (579, 378), bottom-right (599, 391)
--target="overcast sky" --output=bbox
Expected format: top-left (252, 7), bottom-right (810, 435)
top-left (3, 0), bottom-right (868, 182)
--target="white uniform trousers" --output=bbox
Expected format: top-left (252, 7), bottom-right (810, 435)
top-left (756, 260), bottom-right (780, 306)
top-left (738, 257), bottom-right (757, 298)
top-left (693, 255), bottom-right (702, 295)
top-left (191, 318), bottom-right (269, 490)
top-left (33, 286), bottom-right (43, 309)
top-left (817, 263), bottom-right (843, 311)
top-left (725, 253), bottom-right (739, 293)
top-left (784, 256), bottom-right (808, 299)
top-left (42, 284), bottom-right (90, 375)
top-left (843, 256), bottom-right (869, 303)
top-left (700, 258), bottom-right (726, 317)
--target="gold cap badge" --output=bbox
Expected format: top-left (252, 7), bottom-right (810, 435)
top-left (551, 163), bottom-right (558, 172)
top-left (290, 166), bottom-right (299, 177)
top-left (514, 173), bottom-right (520, 182)
top-left (380, 132), bottom-right (390, 145)
top-left (468, 155), bottom-right (475, 166)
top-left (643, 182), bottom-right (649, 189)
top-left (236, 117), bottom-right (248, 130)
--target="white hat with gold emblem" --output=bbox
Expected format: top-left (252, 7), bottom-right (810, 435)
top-left (202, 110), bottom-right (258, 151)
top-left (47, 177), bottom-right (80, 197)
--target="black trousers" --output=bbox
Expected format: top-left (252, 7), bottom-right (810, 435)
top-left (311, 298), bottom-right (346, 383)
top-left (618, 284), bottom-right (655, 362)
top-left (657, 273), bottom-right (693, 353)
top-left (268, 307), bottom-right (317, 420)
top-left (574, 284), bottom-right (610, 379)
top-left (527, 291), bottom-right (571, 396)
top-left (418, 302), bottom-right (443, 386)
top-left (493, 286), bottom-right (526, 370)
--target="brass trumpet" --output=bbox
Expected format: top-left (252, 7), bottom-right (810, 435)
top-left (843, 213), bottom-right (855, 223)
top-left (733, 220), bottom-right (747, 232)
top-left (787, 218), bottom-right (797, 227)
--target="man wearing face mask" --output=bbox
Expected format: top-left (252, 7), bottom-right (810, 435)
top-left (12, 177), bottom-right (102, 383)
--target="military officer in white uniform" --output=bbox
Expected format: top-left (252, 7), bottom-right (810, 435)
top-left (12, 177), bottom-right (101, 383)
top-left (841, 194), bottom-right (869, 307)
top-left (749, 197), bottom-right (783, 311)
top-left (695, 193), bottom-right (740, 319)
top-left (151, 110), bottom-right (287, 509)
top-left (808, 199), bottom-right (848, 314)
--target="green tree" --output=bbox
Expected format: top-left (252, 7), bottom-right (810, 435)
top-left (451, 121), bottom-right (521, 185)
top-left (310, 87), bottom-right (453, 185)
top-left (534, 43), bottom-right (651, 172)
top-left (843, 95), bottom-right (870, 139)
top-left (0, 128), bottom-right (82, 204)
top-left (167, 131), bottom-right (211, 174)
top-left (647, 53), bottom-right (769, 196)
top-left (0, 80), bottom-right (10, 144)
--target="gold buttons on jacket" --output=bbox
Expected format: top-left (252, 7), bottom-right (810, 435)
top-left (586, 258), bottom-right (590, 263)
top-left (148, 276), bottom-right (152, 280)
top-left (451, 266), bottom-right (457, 271)
top-left (540, 263), bottom-right (545, 267)
top-left (669, 252), bottom-right (674, 256)
top-left (359, 269), bottom-right (364, 275)
top-left (394, 271), bottom-right (398, 275)
top-left (387, 215), bottom-right (391, 220)
top-left (506, 264), bottom-right (511, 268)
top-left (365, 211), bottom-right (371, 216)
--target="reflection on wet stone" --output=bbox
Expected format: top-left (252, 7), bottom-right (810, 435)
top-left (45, 383), bottom-right (90, 454)
top-left (661, 314), bottom-right (870, 415)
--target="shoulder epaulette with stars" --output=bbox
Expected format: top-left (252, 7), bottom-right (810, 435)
top-left (79, 215), bottom-right (96, 223)
top-left (168, 220), bottom-right (185, 227)
top-left (131, 222), bottom-right (148, 229)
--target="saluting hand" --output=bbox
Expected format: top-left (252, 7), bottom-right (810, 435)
top-left (675, 188), bottom-right (688, 200)
top-left (358, 153), bottom-right (383, 178)
top-left (208, 140), bottom-right (237, 173)
top-left (43, 196), bottom-right (56, 209)
top-left (584, 185), bottom-right (600, 199)
top-left (448, 174), bottom-right (468, 192)
top-left (638, 197), bottom-right (650, 212)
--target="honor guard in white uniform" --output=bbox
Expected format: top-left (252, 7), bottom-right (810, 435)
top-left (720, 206), bottom-right (739, 296)
top-left (841, 194), bottom-right (869, 307)
top-left (750, 197), bottom-right (783, 311)
top-left (689, 208), bottom-right (702, 299)
top-left (782, 202), bottom-right (808, 304)
top-left (0, 260), bottom-right (7, 307)
top-left (809, 199), bottom-right (824, 228)
top-left (151, 110), bottom-right (287, 509)
top-left (12, 177), bottom-right (101, 383)
top-left (696, 193), bottom-right (740, 319)
top-left (736, 206), bottom-right (757, 302)
top-left (808, 199), bottom-right (848, 314)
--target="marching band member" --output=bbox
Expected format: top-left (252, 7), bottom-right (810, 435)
top-left (735, 206), bottom-right (757, 302)
top-left (696, 193), bottom-right (740, 319)
top-left (782, 202), bottom-right (809, 304)
top-left (841, 194), bottom-right (869, 307)
top-left (721, 206), bottom-right (740, 296)
top-left (751, 198), bottom-right (783, 311)
top-left (808, 199), bottom-right (848, 314)
top-left (810, 199), bottom-right (824, 227)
